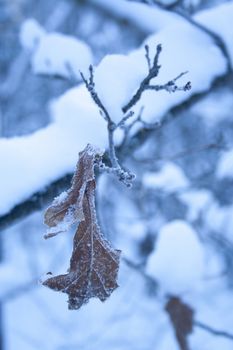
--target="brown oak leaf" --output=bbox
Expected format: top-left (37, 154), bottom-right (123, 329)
top-left (165, 296), bottom-right (194, 350)
top-left (43, 144), bottom-right (121, 309)
top-left (44, 144), bottom-right (101, 239)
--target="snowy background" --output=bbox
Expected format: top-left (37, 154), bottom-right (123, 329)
top-left (0, 0), bottom-right (233, 349)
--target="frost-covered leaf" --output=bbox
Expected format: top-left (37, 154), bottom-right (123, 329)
top-left (43, 144), bottom-right (120, 309)
top-left (44, 144), bottom-right (102, 238)
top-left (43, 180), bottom-right (121, 309)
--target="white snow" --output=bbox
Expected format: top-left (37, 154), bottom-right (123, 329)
top-left (216, 149), bottom-right (233, 179)
top-left (20, 18), bottom-right (46, 50)
top-left (32, 32), bottom-right (93, 79)
top-left (146, 220), bottom-right (205, 294)
top-left (205, 202), bottom-right (233, 242)
top-left (20, 18), bottom-right (93, 79)
top-left (179, 189), bottom-right (213, 221)
top-left (143, 162), bottom-right (189, 192)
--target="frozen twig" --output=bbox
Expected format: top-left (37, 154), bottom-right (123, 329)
top-left (80, 66), bottom-right (136, 187)
top-left (146, 71), bottom-right (191, 93)
top-left (120, 106), bottom-right (160, 149)
top-left (80, 47), bottom-right (190, 186)
top-left (122, 44), bottom-right (162, 113)
top-left (80, 66), bottom-right (112, 125)
top-left (122, 45), bottom-right (191, 113)
top-left (116, 110), bottom-right (135, 128)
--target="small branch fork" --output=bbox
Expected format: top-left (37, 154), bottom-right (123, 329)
top-left (80, 68), bottom-right (135, 187)
top-left (80, 44), bottom-right (190, 187)
top-left (122, 44), bottom-right (191, 113)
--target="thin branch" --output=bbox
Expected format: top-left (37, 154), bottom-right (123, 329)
top-left (145, 44), bottom-right (151, 70)
top-left (146, 74), bottom-right (191, 93)
top-left (80, 66), bottom-right (136, 187)
top-left (122, 44), bottom-right (162, 113)
top-left (120, 106), bottom-right (146, 148)
top-left (80, 66), bottom-right (118, 167)
top-left (80, 66), bottom-right (112, 125)
top-left (123, 45), bottom-right (191, 113)
top-left (116, 110), bottom-right (135, 128)
top-left (195, 321), bottom-right (233, 341)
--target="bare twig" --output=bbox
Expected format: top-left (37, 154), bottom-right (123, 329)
top-left (80, 66), bottom-right (136, 187)
top-left (80, 66), bottom-right (112, 125)
top-left (195, 321), bottom-right (233, 341)
top-left (123, 45), bottom-right (191, 113)
top-left (116, 110), bottom-right (135, 128)
top-left (80, 66), bottom-right (118, 165)
top-left (145, 44), bottom-right (152, 70)
top-left (122, 44), bottom-right (162, 113)
top-left (120, 106), bottom-right (146, 148)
